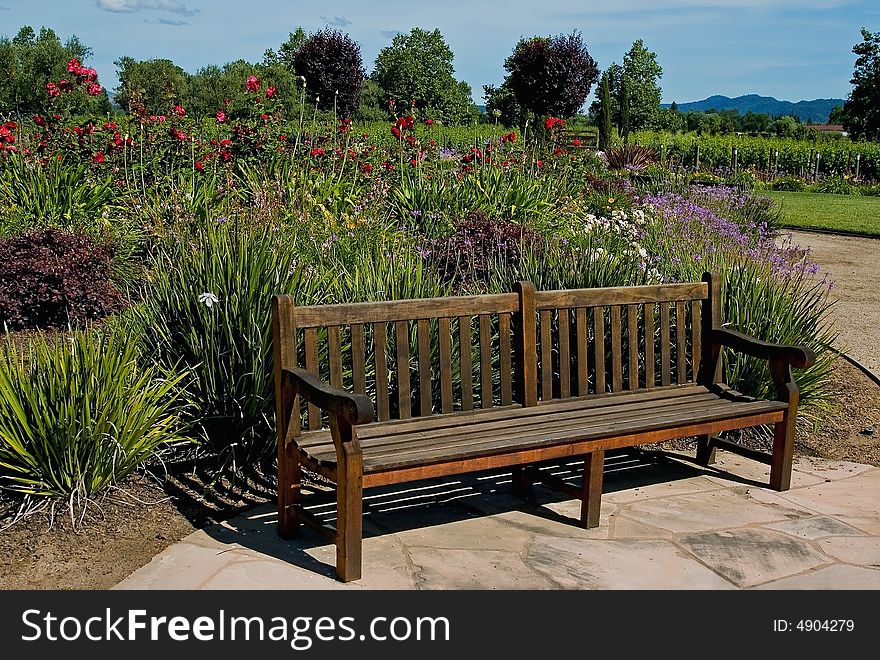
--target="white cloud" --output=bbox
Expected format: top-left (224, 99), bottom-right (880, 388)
top-left (95, 0), bottom-right (198, 17)
top-left (320, 16), bottom-right (352, 28)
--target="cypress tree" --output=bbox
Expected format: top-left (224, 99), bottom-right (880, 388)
top-left (598, 73), bottom-right (612, 150)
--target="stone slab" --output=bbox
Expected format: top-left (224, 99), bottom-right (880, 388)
top-left (753, 564), bottom-right (880, 590)
top-left (678, 528), bottom-right (829, 588)
top-left (114, 542), bottom-right (240, 590)
top-left (817, 536), bottom-right (880, 566)
top-left (763, 516), bottom-right (866, 541)
top-left (407, 547), bottom-right (555, 590)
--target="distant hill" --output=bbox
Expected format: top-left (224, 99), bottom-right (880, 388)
top-left (661, 94), bottom-right (845, 123)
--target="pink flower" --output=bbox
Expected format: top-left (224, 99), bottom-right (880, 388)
top-left (67, 58), bottom-right (82, 73)
top-left (246, 75), bottom-right (261, 92)
top-left (216, 111), bottom-right (226, 123)
top-left (87, 83), bottom-right (102, 96)
top-left (266, 86), bottom-right (277, 98)
top-left (46, 82), bottom-right (60, 98)
top-left (173, 105), bottom-right (186, 117)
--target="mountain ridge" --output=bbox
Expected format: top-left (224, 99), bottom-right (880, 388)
top-left (661, 94), bottom-right (844, 123)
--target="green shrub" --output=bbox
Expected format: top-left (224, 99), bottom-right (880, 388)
top-left (771, 176), bottom-right (806, 192)
top-left (127, 220), bottom-right (322, 464)
top-left (0, 158), bottom-right (114, 236)
top-left (814, 176), bottom-right (860, 195)
top-left (0, 330), bottom-right (187, 505)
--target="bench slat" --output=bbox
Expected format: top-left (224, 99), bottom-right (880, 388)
top-left (676, 301), bottom-right (687, 385)
top-left (645, 303), bottom-right (656, 389)
top-left (294, 293), bottom-right (519, 327)
top-left (660, 303), bottom-right (671, 386)
top-left (593, 308), bottom-right (606, 394)
top-left (534, 282), bottom-right (708, 311)
top-left (395, 320), bottom-right (411, 419)
top-left (351, 324), bottom-right (365, 395)
top-left (610, 305), bottom-right (623, 392)
top-left (691, 300), bottom-right (701, 383)
top-left (540, 310), bottom-right (553, 401)
top-left (301, 395), bottom-right (785, 471)
top-left (296, 384), bottom-right (709, 448)
top-left (418, 319), bottom-right (432, 416)
top-left (499, 314), bottom-right (512, 406)
top-left (575, 307), bottom-right (588, 395)
top-left (459, 316), bottom-right (473, 411)
top-left (627, 305), bottom-right (639, 390)
top-left (438, 318), bottom-right (453, 414)
top-left (304, 327), bottom-right (321, 430)
top-left (374, 323), bottom-right (390, 422)
top-left (558, 309), bottom-right (570, 398)
top-left (328, 325), bottom-right (343, 389)
top-left (479, 314), bottom-right (493, 409)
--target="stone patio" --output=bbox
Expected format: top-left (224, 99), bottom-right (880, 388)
top-left (115, 450), bottom-right (880, 590)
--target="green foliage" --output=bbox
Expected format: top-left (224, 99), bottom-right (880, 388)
top-left (128, 220), bottom-right (322, 463)
top-left (619, 78), bottom-right (631, 144)
top-left (598, 73), bottom-right (613, 150)
top-left (483, 81), bottom-right (526, 128)
top-left (0, 329), bottom-right (187, 503)
top-left (842, 27), bottom-right (880, 141)
top-left (771, 176), bottom-right (807, 192)
top-left (371, 28), bottom-right (478, 124)
top-left (114, 57), bottom-right (190, 115)
top-left (815, 176), bottom-right (860, 195)
top-left (0, 26), bottom-right (110, 116)
top-left (0, 157), bottom-right (114, 235)
top-left (502, 31), bottom-right (599, 119)
top-left (590, 41), bottom-right (663, 132)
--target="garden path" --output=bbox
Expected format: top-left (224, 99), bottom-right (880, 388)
top-left (787, 230), bottom-right (880, 376)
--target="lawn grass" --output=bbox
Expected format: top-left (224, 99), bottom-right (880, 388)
top-left (764, 191), bottom-right (880, 236)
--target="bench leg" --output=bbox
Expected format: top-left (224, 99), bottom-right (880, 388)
top-left (511, 465), bottom-right (534, 498)
top-left (335, 448), bottom-right (363, 582)
top-left (277, 439), bottom-right (301, 539)
top-left (696, 434), bottom-right (717, 466)
top-left (770, 414), bottom-right (795, 492)
top-left (580, 451), bottom-right (605, 529)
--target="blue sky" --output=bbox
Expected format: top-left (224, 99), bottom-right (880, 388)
top-left (2, 1), bottom-right (878, 103)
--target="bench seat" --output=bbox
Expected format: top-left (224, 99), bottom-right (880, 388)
top-left (296, 385), bottom-right (786, 479)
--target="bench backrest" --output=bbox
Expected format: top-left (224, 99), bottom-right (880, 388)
top-left (273, 275), bottom-right (719, 433)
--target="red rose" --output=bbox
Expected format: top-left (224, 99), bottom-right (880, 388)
top-left (173, 105), bottom-right (186, 117)
top-left (425, 119), bottom-right (434, 125)
top-left (572, 138), bottom-right (582, 146)
top-left (536, 159), bottom-right (543, 167)
top-left (261, 113), bottom-right (269, 121)
top-left (67, 58), bottom-right (82, 73)
top-left (390, 126), bottom-right (401, 139)
top-left (93, 151), bottom-right (105, 163)
top-left (87, 83), bottom-right (102, 96)
top-left (266, 86), bottom-right (277, 98)
top-left (310, 147), bottom-right (325, 157)
top-left (246, 75), bottom-right (261, 92)
top-left (216, 111), bottom-right (226, 123)
top-left (554, 147), bottom-right (563, 156)
top-left (195, 161), bottom-right (204, 172)
top-left (34, 115), bottom-right (46, 126)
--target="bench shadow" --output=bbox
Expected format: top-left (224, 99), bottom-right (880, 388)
top-left (193, 447), bottom-right (768, 578)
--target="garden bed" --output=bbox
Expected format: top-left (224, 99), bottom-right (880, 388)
top-left (1, 358), bottom-right (876, 591)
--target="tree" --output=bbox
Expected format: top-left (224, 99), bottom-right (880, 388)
top-left (483, 81), bottom-right (526, 127)
top-left (621, 39), bottom-right (663, 130)
top-left (842, 28), bottom-right (880, 140)
top-left (372, 28), bottom-right (478, 124)
top-left (828, 105), bottom-right (846, 125)
top-left (293, 28), bottom-right (365, 117)
top-left (503, 31), bottom-right (599, 118)
top-left (114, 57), bottom-right (189, 114)
top-left (619, 77), bottom-right (630, 144)
top-left (597, 72), bottom-right (612, 149)
top-left (0, 26), bottom-right (109, 116)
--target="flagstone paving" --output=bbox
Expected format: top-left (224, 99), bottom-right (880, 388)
top-left (115, 450), bottom-right (880, 590)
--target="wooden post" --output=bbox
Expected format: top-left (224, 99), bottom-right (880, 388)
top-left (855, 154), bottom-right (861, 180)
top-left (769, 361), bottom-right (799, 492)
top-left (814, 152), bottom-right (820, 181)
top-left (273, 295), bottom-right (301, 539)
top-left (694, 144), bottom-right (700, 171)
top-left (331, 416), bottom-right (363, 582)
top-left (513, 281), bottom-right (537, 407)
top-left (774, 150), bottom-right (779, 179)
top-left (696, 273), bottom-right (722, 466)
top-left (580, 451), bottom-right (605, 528)
top-left (732, 147), bottom-right (738, 176)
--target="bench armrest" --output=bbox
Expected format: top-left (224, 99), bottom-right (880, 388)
top-left (283, 368), bottom-right (374, 426)
top-left (713, 328), bottom-right (815, 369)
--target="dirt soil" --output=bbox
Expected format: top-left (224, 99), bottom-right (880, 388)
top-left (787, 230), bottom-right (880, 376)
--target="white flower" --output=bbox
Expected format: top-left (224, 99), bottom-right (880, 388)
top-left (199, 292), bottom-right (219, 308)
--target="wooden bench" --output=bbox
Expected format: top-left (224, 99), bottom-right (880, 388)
top-left (272, 273), bottom-right (814, 581)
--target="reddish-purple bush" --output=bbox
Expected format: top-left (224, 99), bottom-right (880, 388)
top-left (431, 213), bottom-right (543, 285)
top-left (0, 229), bottom-right (123, 331)
top-left (294, 28), bottom-right (366, 117)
